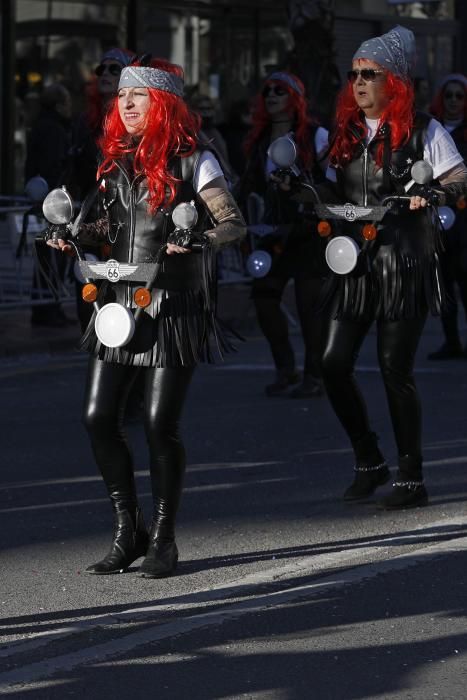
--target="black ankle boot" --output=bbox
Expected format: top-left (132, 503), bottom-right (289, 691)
top-left (265, 369), bottom-right (301, 397)
top-left (379, 480), bottom-right (428, 509)
top-left (138, 520), bottom-right (178, 579)
top-left (343, 464), bottom-right (391, 501)
top-left (289, 375), bottom-right (324, 399)
top-left (343, 432), bottom-right (390, 501)
top-left (85, 507), bottom-right (149, 575)
top-left (379, 455), bottom-right (428, 510)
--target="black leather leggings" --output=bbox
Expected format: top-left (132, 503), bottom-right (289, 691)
top-left (321, 307), bottom-right (427, 463)
top-left (83, 357), bottom-right (194, 536)
top-left (252, 275), bottom-right (324, 377)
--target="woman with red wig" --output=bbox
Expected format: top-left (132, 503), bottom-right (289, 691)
top-left (426, 73), bottom-right (467, 360)
top-left (49, 57), bottom-right (246, 578)
top-left (288, 26), bottom-right (467, 508)
top-left (238, 71), bottom-right (329, 398)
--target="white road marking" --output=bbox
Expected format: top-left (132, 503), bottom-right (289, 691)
top-left (0, 477), bottom-right (297, 514)
top-left (1, 513), bottom-right (466, 692)
top-left (0, 517), bottom-right (467, 695)
top-left (0, 461), bottom-right (283, 492)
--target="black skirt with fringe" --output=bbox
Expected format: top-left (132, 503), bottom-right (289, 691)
top-left (319, 214), bottom-right (446, 322)
top-left (79, 246), bottom-right (236, 367)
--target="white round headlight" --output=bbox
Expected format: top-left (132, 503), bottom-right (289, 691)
top-left (42, 187), bottom-right (73, 224)
top-left (325, 236), bottom-right (359, 275)
top-left (267, 136), bottom-right (297, 169)
top-left (172, 201), bottom-right (198, 230)
top-left (94, 303), bottom-right (135, 348)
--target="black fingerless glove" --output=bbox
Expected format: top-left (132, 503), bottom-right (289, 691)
top-left (271, 168), bottom-right (301, 192)
top-left (44, 223), bottom-right (71, 244)
top-left (167, 229), bottom-right (210, 250)
top-left (410, 184), bottom-right (442, 206)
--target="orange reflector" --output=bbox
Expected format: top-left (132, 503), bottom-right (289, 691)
top-left (456, 196), bottom-right (466, 210)
top-left (362, 223), bottom-right (377, 241)
top-left (82, 283), bottom-right (98, 303)
top-left (134, 288), bottom-right (152, 308)
top-left (317, 220), bottom-right (331, 237)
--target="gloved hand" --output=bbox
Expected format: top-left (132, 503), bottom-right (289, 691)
top-left (269, 168), bottom-right (301, 192)
top-left (167, 229), bottom-right (209, 250)
top-left (409, 184), bottom-right (442, 206)
top-left (44, 223), bottom-right (71, 245)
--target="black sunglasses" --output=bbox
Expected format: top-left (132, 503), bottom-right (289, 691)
top-left (95, 62), bottom-right (122, 77)
top-left (445, 90), bottom-right (464, 100)
top-left (347, 68), bottom-right (385, 83)
top-left (262, 84), bottom-right (288, 98)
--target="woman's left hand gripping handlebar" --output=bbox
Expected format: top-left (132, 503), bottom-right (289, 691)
top-left (45, 224), bottom-right (75, 255)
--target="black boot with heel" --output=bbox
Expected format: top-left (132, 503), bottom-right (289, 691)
top-left (343, 432), bottom-right (391, 501)
top-left (85, 506), bottom-right (149, 575)
top-left (138, 515), bottom-right (178, 579)
top-left (379, 455), bottom-right (428, 510)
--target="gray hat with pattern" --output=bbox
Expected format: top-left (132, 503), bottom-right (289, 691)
top-left (353, 25), bottom-right (416, 80)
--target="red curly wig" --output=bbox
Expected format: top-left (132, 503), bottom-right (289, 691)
top-left (244, 72), bottom-right (316, 170)
top-left (98, 58), bottom-right (201, 212)
top-left (329, 66), bottom-right (415, 169)
top-left (430, 79), bottom-right (467, 138)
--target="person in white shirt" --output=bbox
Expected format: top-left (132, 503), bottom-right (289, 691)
top-left (291, 27), bottom-right (467, 509)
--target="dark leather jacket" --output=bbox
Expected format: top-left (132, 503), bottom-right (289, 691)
top-left (335, 112), bottom-right (436, 256)
top-left (79, 150), bottom-right (222, 367)
top-left (322, 113), bottom-right (445, 320)
top-left (104, 154), bottom-right (207, 293)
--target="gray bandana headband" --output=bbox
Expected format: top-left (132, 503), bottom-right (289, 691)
top-left (267, 72), bottom-right (304, 96)
top-left (118, 66), bottom-right (184, 98)
top-left (353, 25), bottom-right (416, 80)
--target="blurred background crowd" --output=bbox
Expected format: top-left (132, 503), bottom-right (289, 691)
top-left (2, 0), bottom-right (467, 372)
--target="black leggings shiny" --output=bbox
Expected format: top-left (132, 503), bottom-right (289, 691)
top-left (321, 308), bottom-right (427, 461)
top-left (83, 357), bottom-right (194, 535)
top-left (252, 275), bottom-right (324, 377)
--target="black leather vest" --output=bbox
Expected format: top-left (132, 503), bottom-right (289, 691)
top-left (79, 148), bottom-right (223, 367)
top-left (338, 113), bottom-right (429, 203)
top-left (335, 112), bottom-right (436, 255)
top-left (320, 113), bottom-right (446, 321)
top-left (102, 152), bottom-right (207, 291)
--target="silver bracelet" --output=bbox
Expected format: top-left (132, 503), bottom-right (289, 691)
top-left (354, 462), bottom-right (387, 473)
top-left (393, 480), bottom-right (424, 490)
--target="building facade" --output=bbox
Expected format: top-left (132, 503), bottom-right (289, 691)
top-left (1, 0), bottom-right (463, 193)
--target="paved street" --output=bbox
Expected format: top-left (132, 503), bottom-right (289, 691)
top-left (1, 315), bottom-right (467, 699)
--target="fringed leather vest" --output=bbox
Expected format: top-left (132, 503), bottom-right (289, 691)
top-left (323, 112), bottom-right (445, 321)
top-left (79, 150), bottom-right (229, 367)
